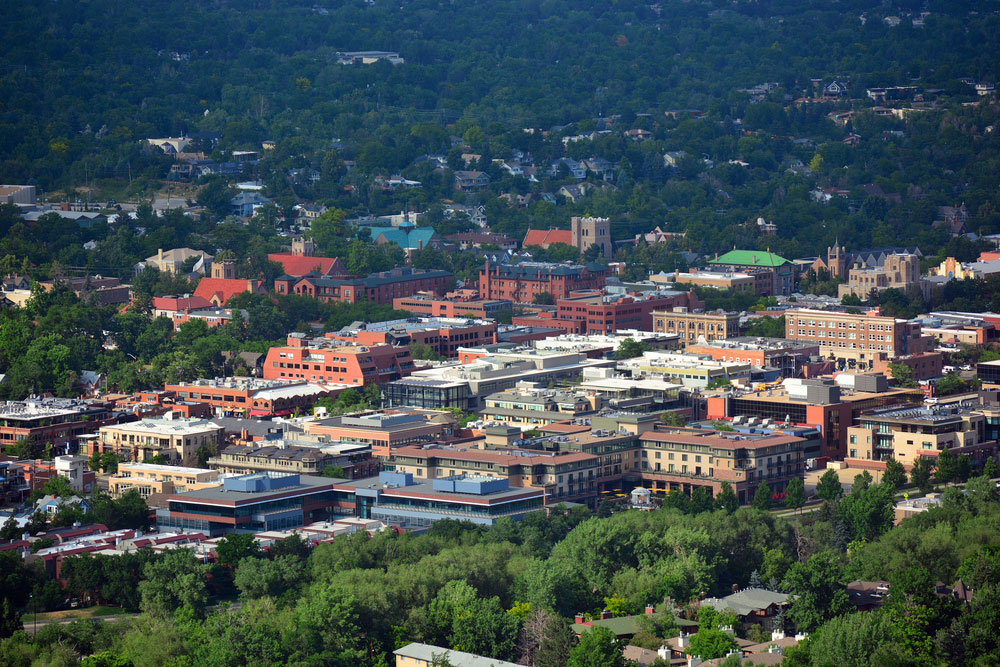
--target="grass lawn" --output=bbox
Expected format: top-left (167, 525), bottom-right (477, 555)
top-left (22, 606), bottom-right (129, 623)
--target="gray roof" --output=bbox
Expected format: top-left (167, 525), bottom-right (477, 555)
top-left (393, 643), bottom-right (526, 667)
top-left (701, 588), bottom-right (790, 616)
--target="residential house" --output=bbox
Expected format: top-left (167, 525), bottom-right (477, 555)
top-left (229, 192), bottom-right (270, 218)
top-left (549, 157), bottom-right (586, 179)
top-left (454, 171), bottom-right (490, 193)
top-left (144, 248), bottom-right (213, 276)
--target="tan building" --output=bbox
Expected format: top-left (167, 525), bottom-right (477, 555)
top-left (208, 444), bottom-right (336, 476)
top-left (480, 385), bottom-right (600, 428)
top-left (784, 308), bottom-right (933, 369)
top-left (838, 252), bottom-right (921, 300)
top-left (654, 269), bottom-right (757, 294)
top-left (848, 405), bottom-right (996, 468)
top-left (109, 463), bottom-right (221, 499)
top-left (651, 308), bottom-right (741, 347)
top-left (144, 248), bottom-right (213, 275)
top-left (570, 216), bottom-right (612, 259)
top-left (93, 415), bottom-right (225, 466)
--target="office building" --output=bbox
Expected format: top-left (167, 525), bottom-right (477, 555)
top-left (0, 398), bottom-right (116, 451)
top-left (327, 317), bottom-right (497, 359)
top-left (392, 292), bottom-right (513, 320)
top-left (651, 308), bottom-right (741, 347)
top-left (263, 333), bottom-right (415, 386)
top-left (109, 463), bottom-right (221, 499)
top-left (708, 249), bottom-right (797, 296)
top-left (479, 260), bottom-right (607, 303)
top-left (480, 385), bottom-right (600, 427)
top-left (306, 411), bottom-right (449, 459)
top-left (93, 415), bottom-right (225, 466)
top-left (165, 377), bottom-right (342, 417)
top-left (274, 267), bottom-right (451, 305)
top-left (685, 337), bottom-right (820, 376)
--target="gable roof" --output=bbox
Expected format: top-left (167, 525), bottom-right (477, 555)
top-left (365, 226), bottom-right (439, 250)
top-left (193, 278), bottom-right (258, 305)
top-left (267, 253), bottom-right (347, 277)
top-left (523, 229), bottom-right (573, 247)
top-left (701, 587), bottom-right (790, 616)
top-left (152, 295), bottom-right (213, 312)
top-left (710, 250), bottom-right (790, 267)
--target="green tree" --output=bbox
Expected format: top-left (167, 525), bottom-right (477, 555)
top-left (686, 628), bottom-right (738, 660)
top-left (816, 469), bottom-right (844, 502)
top-left (234, 555), bottom-right (306, 600)
top-left (910, 456), bottom-right (935, 493)
top-left (567, 626), bottom-right (627, 667)
top-left (887, 362), bottom-right (917, 388)
top-left (530, 609), bottom-right (575, 667)
top-left (752, 482), bottom-right (771, 511)
top-left (532, 292), bottom-right (554, 306)
top-left (782, 550), bottom-right (852, 632)
top-left (139, 550), bottom-right (209, 617)
top-left (983, 456), bottom-right (997, 479)
top-left (837, 482), bottom-right (895, 542)
top-left (614, 337), bottom-right (651, 360)
top-left (215, 532), bottom-right (262, 568)
top-left (935, 447), bottom-right (959, 484)
top-left (714, 482), bottom-right (738, 513)
top-left (784, 477), bottom-right (806, 511)
top-left (320, 465), bottom-right (347, 478)
top-left (882, 458), bottom-right (906, 490)
top-left (450, 595), bottom-right (520, 662)
top-left (428, 580), bottom-right (479, 646)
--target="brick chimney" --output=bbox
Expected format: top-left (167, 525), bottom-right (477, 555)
top-left (574, 613), bottom-right (585, 624)
top-left (600, 610), bottom-right (613, 620)
top-left (645, 604), bottom-right (655, 615)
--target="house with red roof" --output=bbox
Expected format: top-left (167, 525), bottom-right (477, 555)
top-left (523, 228), bottom-right (572, 248)
top-left (193, 259), bottom-right (265, 306)
top-left (267, 238), bottom-right (349, 278)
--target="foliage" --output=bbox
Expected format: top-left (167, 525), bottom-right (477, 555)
top-left (881, 458), bottom-right (906, 490)
top-left (910, 456), bottom-right (935, 494)
top-left (614, 337), bottom-right (651, 360)
top-left (782, 550), bottom-right (852, 632)
top-left (784, 477), bottom-right (807, 511)
top-left (567, 626), bottom-right (627, 667)
top-left (752, 482), bottom-right (772, 511)
top-left (214, 533), bottom-right (262, 569)
top-left (714, 482), bottom-right (738, 514)
top-left (816, 469), bottom-right (844, 502)
top-left (743, 316), bottom-right (785, 339)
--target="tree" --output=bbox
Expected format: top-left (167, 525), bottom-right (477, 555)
top-left (752, 482), bottom-right (771, 511)
top-left (661, 411), bottom-right (685, 427)
top-left (784, 477), bottom-right (806, 511)
top-left (139, 550), bottom-right (209, 617)
top-left (887, 363), bottom-right (917, 388)
top-left (935, 447), bottom-right (959, 484)
top-left (614, 337), bottom-right (651, 360)
top-left (714, 481), bottom-right (738, 513)
top-left (428, 580), bottom-right (480, 646)
top-left (567, 626), bottom-right (628, 667)
top-left (882, 458), bottom-right (906, 490)
top-left (450, 595), bottom-right (520, 662)
top-left (320, 465), bottom-right (347, 478)
top-left (686, 628), bottom-right (738, 660)
top-left (837, 482), bottom-right (895, 542)
top-left (910, 456), bottom-right (935, 493)
top-left (215, 532), bottom-right (262, 568)
top-left (816, 469), bottom-right (844, 502)
top-left (519, 608), bottom-right (574, 667)
top-left (782, 550), bottom-right (852, 632)
top-left (234, 555), bottom-right (306, 600)
top-left (742, 315), bottom-right (785, 338)
top-left (532, 292), bottom-right (554, 305)
top-left (984, 456), bottom-right (997, 479)
top-left (691, 486), bottom-right (714, 514)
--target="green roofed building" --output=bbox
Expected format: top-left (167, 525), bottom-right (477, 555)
top-left (709, 249), bottom-right (797, 296)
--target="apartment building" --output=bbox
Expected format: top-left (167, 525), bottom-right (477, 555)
top-left (0, 398), bottom-right (116, 451)
top-left (327, 318), bottom-right (497, 359)
top-left (263, 334), bottom-right (414, 386)
top-left (165, 377), bottom-right (343, 417)
top-left (848, 405), bottom-right (997, 468)
top-left (685, 337), bottom-right (820, 375)
top-left (637, 429), bottom-right (806, 504)
top-left (306, 412), bottom-right (448, 459)
top-left (480, 386), bottom-right (600, 427)
top-left (93, 415), bottom-right (225, 466)
top-left (784, 308), bottom-right (938, 375)
top-left (542, 289), bottom-right (700, 335)
top-left (109, 463), bottom-right (221, 499)
top-left (387, 444), bottom-right (602, 507)
top-left (479, 260), bottom-right (607, 303)
top-left (274, 267), bottom-right (452, 305)
top-left (392, 292), bottom-right (513, 319)
top-left (651, 308), bottom-right (741, 347)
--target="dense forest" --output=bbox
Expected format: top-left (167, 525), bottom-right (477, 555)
top-left (2, 470), bottom-right (999, 666)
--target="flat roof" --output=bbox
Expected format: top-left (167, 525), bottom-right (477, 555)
top-left (168, 474), bottom-right (340, 504)
top-left (338, 475), bottom-right (544, 504)
top-left (117, 463), bottom-right (215, 475)
top-left (391, 444), bottom-right (596, 465)
top-left (641, 429), bottom-right (803, 450)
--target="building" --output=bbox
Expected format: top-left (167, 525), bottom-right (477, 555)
top-left (93, 415), bottom-right (225, 466)
top-left (654, 269), bottom-right (758, 294)
top-left (637, 429), bottom-right (805, 504)
top-left (38, 276), bottom-right (130, 307)
top-left (336, 50), bottom-right (404, 65)
top-left (143, 248), bottom-right (213, 275)
top-left (0, 398), bottom-right (116, 451)
top-left (393, 292), bottom-right (513, 320)
top-left (446, 232), bottom-right (518, 251)
top-left (701, 588), bottom-right (791, 631)
top-left (0, 184), bottom-right (36, 206)
top-left (838, 252), bottom-right (921, 300)
top-left (348, 470), bottom-right (546, 528)
top-left (193, 257), bottom-right (266, 306)
top-left (267, 238), bottom-right (349, 278)
top-left (651, 308), bottom-right (741, 347)
top-left (394, 643), bottom-right (526, 667)
top-left (513, 289), bottom-right (701, 336)
top-left (708, 250), bottom-right (797, 296)
top-left (685, 337), bottom-right (821, 376)
top-left (479, 260), bottom-right (607, 303)
top-left (109, 463), bottom-right (221, 499)
top-left (229, 192), bottom-right (270, 217)
top-left (454, 170), bottom-right (490, 192)
top-left (156, 472), bottom-right (355, 536)
top-left (327, 317), bottom-right (497, 359)
top-left (480, 385), bottom-right (600, 427)
top-left (616, 350), bottom-right (752, 388)
top-left (783, 308), bottom-right (938, 376)
top-left (274, 268), bottom-right (452, 305)
top-left (387, 348), bottom-right (615, 410)
top-left (263, 334), bottom-right (414, 386)
top-left (811, 243), bottom-right (923, 282)
top-left (847, 404), bottom-right (997, 468)
top-left (365, 225), bottom-right (446, 256)
top-left (522, 216), bottom-right (612, 259)
top-left (207, 444), bottom-right (339, 476)
top-left (165, 377), bottom-right (345, 417)
top-left (306, 411), bottom-right (448, 459)
top-left (706, 377), bottom-right (923, 459)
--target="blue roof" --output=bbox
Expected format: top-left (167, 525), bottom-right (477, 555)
top-left (366, 226), bottom-right (438, 250)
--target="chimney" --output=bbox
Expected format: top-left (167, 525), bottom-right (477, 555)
top-left (574, 613), bottom-right (585, 624)
top-left (600, 610), bottom-right (613, 620)
top-left (158, 248), bottom-right (163, 260)
top-left (645, 604), bottom-right (655, 615)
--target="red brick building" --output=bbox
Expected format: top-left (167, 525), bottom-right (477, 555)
top-left (274, 268), bottom-right (452, 305)
top-left (393, 289), bottom-right (513, 319)
top-left (164, 377), bottom-right (345, 417)
top-left (327, 318), bottom-right (497, 359)
top-left (263, 333), bottom-right (415, 386)
top-left (479, 261), bottom-right (606, 304)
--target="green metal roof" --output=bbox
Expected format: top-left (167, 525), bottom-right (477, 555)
top-left (710, 249), bottom-right (790, 267)
top-left (572, 615), bottom-right (697, 637)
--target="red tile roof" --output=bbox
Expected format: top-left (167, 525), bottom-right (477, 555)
top-left (152, 295), bottom-right (212, 312)
top-left (267, 253), bottom-right (347, 277)
top-left (193, 279), bottom-right (260, 306)
top-left (523, 229), bottom-right (572, 248)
